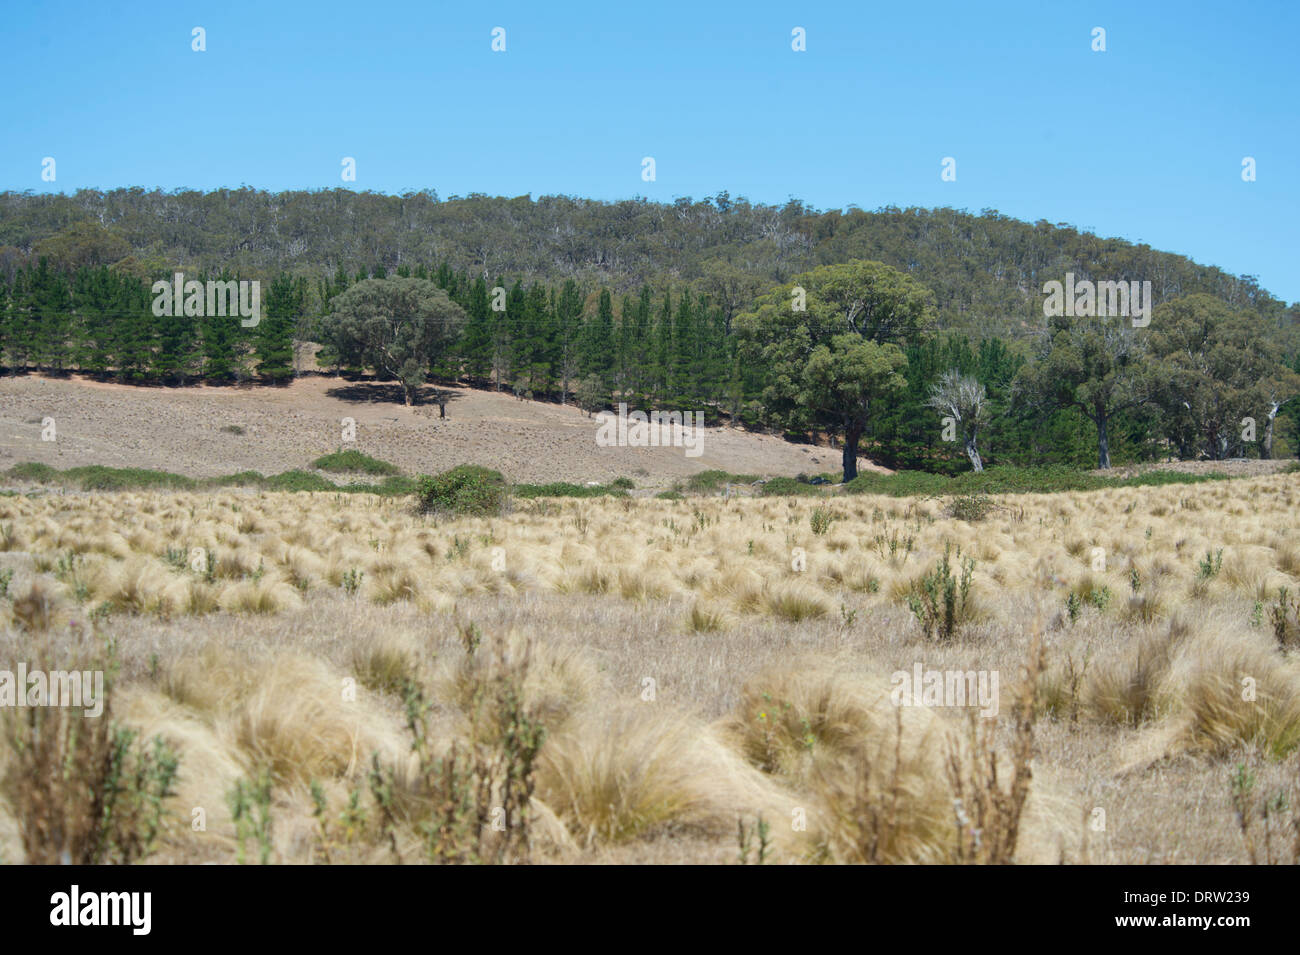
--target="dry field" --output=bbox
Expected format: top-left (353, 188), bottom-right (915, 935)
top-left (0, 374), bottom-right (857, 488)
top-left (1, 469), bottom-right (1299, 865)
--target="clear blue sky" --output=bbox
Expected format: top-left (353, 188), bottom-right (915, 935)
top-left (4, 0), bottom-right (1296, 302)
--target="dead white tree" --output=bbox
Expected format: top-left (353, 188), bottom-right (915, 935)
top-left (927, 370), bottom-right (989, 472)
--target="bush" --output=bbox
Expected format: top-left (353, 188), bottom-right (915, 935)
top-left (760, 477), bottom-right (825, 497)
top-left (1, 641), bottom-right (180, 864)
top-left (263, 470), bottom-right (337, 492)
top-left (686, 470), bottom-right (758, 493)
top-left (64, 466), bottom-right (196, 491)
top-left (209, 470), bottom-right (267, 487)
top-left (417, 465), bottom-right (509, 516)
top-left (907, 543), bottom-right (976, 640)
top-left (311, 450), bottom-right (401, 475)
top-left (5, 462), bottom-right (58, 483)
top-left (512, 481), bottom-right (629, 500)
top-left (948, 493), bottom-right (994, 522)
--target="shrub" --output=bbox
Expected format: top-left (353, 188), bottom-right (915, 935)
top-left (512, 482), bottom-right (628, 499)
top-left (311, 450), bottom-right (401, 475)
top-left (686, 470), bottom-right (758, 493)
top-left (417, 465), bottom-right (509, 516)
top-left (948, 493), bottom-right (994, 522)
top-left (263, 470), bottom-right (336, 492)
top-left (906, 543), bottom-right (976, 640)
top-left (64, 466), bottom-right (195, 491)
top-left (5, 462), bottom-right (58, 483)
top-left (1197, 548), bottom-right (1224, 580)
top-left (760, 477), bottom-right (824, 497)
top-left (1, 640), bottom-right (180, 863)
top-left (209, 470), bottom-right (267, 487)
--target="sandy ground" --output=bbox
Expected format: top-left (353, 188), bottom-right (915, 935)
top-left (0, 374), bottom-right (878, 488)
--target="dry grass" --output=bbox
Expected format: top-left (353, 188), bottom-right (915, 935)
top-left (1, 471), bottom-right (1298, 863)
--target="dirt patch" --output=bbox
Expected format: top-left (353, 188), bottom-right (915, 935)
top-left (0, 374), bottom-right (857, 488)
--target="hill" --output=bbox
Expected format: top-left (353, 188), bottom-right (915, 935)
top-left (2, 189), bottom-right (1295, 343)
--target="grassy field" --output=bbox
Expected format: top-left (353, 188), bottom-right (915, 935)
top-left (2, 470), bottom-right (1299, 864)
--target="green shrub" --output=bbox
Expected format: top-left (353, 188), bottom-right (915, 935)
top-left (760, 477), bottom-right (824, 497)
top-left (64, 466), bottom-right (196, 491)
top-left (686, 470), bottom-right (758, 493)
top-left (5, 462), bottom-right (58, 483)
top-left (311, 450), bottom-right (401, 475)
top-left (417, 465), bottom-right (509, 516)
top-left (263, 470), bottom-right (337, 492)
top-left (512, 482), bottom-right (628, 499)
top-left (906, 543), bottom-right (976, 640)
top-left (948, 493), bottom-right (994, 522)
top-left (208, 470), bottom-right (267, 487)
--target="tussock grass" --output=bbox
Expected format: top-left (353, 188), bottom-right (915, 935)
top-left (2, 470), bottom-right (1300, 863)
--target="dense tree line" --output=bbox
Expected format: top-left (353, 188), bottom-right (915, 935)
top-left (2, 191), bottom-right (1298, 472)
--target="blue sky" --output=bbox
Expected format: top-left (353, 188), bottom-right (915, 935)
top-left (4, 0), bottom-right (1297, 302)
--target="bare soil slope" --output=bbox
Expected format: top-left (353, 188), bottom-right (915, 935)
top-left (0, 374), bottom-right (872, 487)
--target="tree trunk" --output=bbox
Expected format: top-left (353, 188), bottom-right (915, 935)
top-left (842, 428), bottom-right (861, 482)
top-left (965, 436), bottom-right (984, 472)
top-left (1263, 403), bottom-right (1279, 459)
top-left (1097, 415), bottom-right (1111, 469)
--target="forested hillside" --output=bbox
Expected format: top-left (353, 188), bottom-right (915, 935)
top-left (1, 189), bottom-right (1294, 340)
top-left (1, 188), bottom-right (1298, 472)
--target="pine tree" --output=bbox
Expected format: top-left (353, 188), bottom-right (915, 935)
top-left (555, 279), bottom-right (583, 404)
top-left (256, 273), bottom-right (299, 383)
top-left (0, 274), bottom-right (9, 370)
top-left (200, 269), bottom-right (239, 382)
top-left (580, 288), bottom-right (614, 384)
top-left (457, 275), bottom-right (493, 382)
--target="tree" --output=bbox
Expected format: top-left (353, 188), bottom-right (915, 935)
top-left (804, 335), bottom-right (909, 479)
top-left (256, 274), bottom-right (301, 383)
top-left (1020, 313), bottom-right (1154, 469)
top-left (576, 374), bottom-right (605, 415)
top-left (699, 259), bottom-right (762, 337)
top-left (322, 277), bottom-right (466, 406)
top-left (1147, 295), bottom-right (1300, 459)
top-left (927, 370), bottom-right (988, 471)
top-left (734, 260), bottom-right (936, 480)
top-left (555, 279), bottom-right (583, 405)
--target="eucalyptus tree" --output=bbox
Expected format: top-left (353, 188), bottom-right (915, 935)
top-left (323, 277), bottom-right (466, 406)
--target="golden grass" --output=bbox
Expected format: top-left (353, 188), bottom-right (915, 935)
top-left (1, 471), bottom-right (1298, 863)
